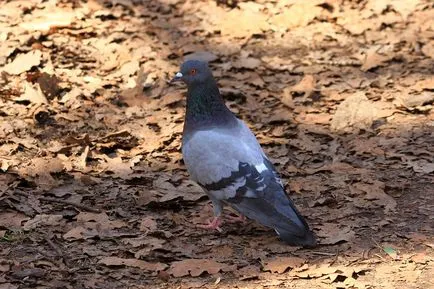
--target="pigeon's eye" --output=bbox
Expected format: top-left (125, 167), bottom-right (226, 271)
top-left (190, 68), bottom-right (197, 75)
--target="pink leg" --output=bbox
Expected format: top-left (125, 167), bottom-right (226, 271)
top-left (197, 216), bottom-right (223, 233)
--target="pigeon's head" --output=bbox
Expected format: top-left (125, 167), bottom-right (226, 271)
top-left (171, 60), bottom-right (213, 87)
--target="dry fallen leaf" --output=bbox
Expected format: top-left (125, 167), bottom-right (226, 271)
top-left (360, 47), bottom-right (394, 71)
top-left (168, 259), bottom-right (233, 277)
top-left (98, 256), bottom-right (167, 272)
top-left (0, 283), bottom-right (19, 289)
top-left (330, 92), bottom-right (394, 133)
top-left (2, 50), bottom-right (42, 75)
top-left (139, 216), bottom-right (158, 233)
top-left (261, 256), bottom-right (304, 274)
top-left (119, 66), bottom-right (148, 107)
top-left (351, 181), bottom-right (397, 213)
top-left (14, 82), bottom-right (48, 104)
top-left (421, 41), bottom-right (434, 59)
top-left (269, 1), bottom-right (325, 29)
top-left (389, 0), bottom-right (421, 19)
top-left (0, 212), bottom-right (29, 229)
top-left (19, 7), bottom-right (77, 32)
top-left (234, 56), bottom-right (261, 69)
top-left (290, 74), bottom-right (316, 99)
top-left (317, 223), bottom-right (355, 245)
top-left (23, 214), bottom-right (63, 231)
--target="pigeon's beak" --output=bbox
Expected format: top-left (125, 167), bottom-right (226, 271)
top-left (170, 72), bottom-right (183, 83)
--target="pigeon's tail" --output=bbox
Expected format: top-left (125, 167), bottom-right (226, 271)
top-left (275, 225), bottom-right (317, 248)
top-left (272, 194), bottom-right (317, 247)
top-left (229, 193), bottom-right (317, 248)
top-left (269, 201), bottom-right (317, 247)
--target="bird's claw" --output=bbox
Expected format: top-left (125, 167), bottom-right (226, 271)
top-left (197, 216), bottom-right (223, 233)
top-left (225, 214), bottom-right (246, 224)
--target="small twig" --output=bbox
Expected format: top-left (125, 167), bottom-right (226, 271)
top-left (39, 196), bottom-right (101, 213)
top-left (310, 251), bottom-right (337, 256)
top-left (44, 235), bottom-right (72, 268)
top-left (44, 235), bottom-right (62, 256)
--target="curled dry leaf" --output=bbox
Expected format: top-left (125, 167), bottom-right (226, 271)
top-left (2, 50), bottom-right (42, 75)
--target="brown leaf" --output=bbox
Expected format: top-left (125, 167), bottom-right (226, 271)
top-left (14, 82), bottom-right (48, 104)
top-left (421, 41), bottom-right (434, 59)
top-left (168, 259), bottom-right (232, 277)
top-left (389, 0), bottom-right (421, 19)
top-left (330, 92), bottom-right (394, 133)
top-left (234, 56), bottom-right (261, 69)
top-left (351, 181), bottom-right (397, 213)
top-left (63, 226), bottom-right (90, 240)
top-left (290, 74), bottom-right (316, 100)
top-left (37, 72), bottom-right (61, 100)
top-left (156, 179), bottom-right (204, 202)
top-left (119, 66), bottom-right (148, 107)
top-left (122, 236), bottom-right (165, 248)
top-left (139, 216), bottom-right (157, 233)
top-left (0, 212), bottom-right (29, 229)
top-left (0, 283), bottom-right (18, 289)
top-left (270, 2), bottom-right (324, 29)
top-left (235, 265), bottom-right (260, 280)
top-left (395, 92), bottom-right (434, 109)
top-left (23, 214), bottom-right (63, 231)
top-left (19, 8), bottom-right (77, 32)
top-left (100, 156), bottom-right (136, 178)
top-left (18, 157), bottom-right (64, 190)
top-left (317, 223), bottom-right (355, 245)
top-left (208, 3), bottom-right (269, 38)
top-left (360, 47), bottom-right (394, 71)
top-left (407, 160), bottom-right (434, 174)
top-left (411, 77), bottom-right (434, 92)
top-left (262, 256), bottom-right (304, 273)
top-left (2, 50), bottom-right (42, 75)
top-left (98, 256), bottom-right (167, 272)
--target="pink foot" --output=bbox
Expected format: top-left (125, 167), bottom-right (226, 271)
top-left (197, 216), bottom-right (223, 233)
top-left (225, 214), bottom-right (247, 224)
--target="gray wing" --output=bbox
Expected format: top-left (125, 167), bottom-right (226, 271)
top-left (182, 120), bottom-right (315, 246)
top-left (182, 120), bottom-right (264, 198)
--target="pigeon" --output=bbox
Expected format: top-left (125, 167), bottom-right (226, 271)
top-left (171, 60), bottom-right (316, 247)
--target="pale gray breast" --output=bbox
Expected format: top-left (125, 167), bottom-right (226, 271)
top-left (182, 119), bottom-right (265, 185)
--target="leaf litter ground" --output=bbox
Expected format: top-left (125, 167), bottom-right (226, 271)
top-left (0, 0), bottom-right (433, 288)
